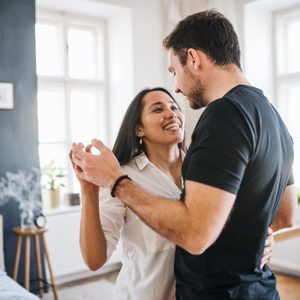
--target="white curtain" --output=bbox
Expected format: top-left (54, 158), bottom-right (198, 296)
top-left (163, 0), bottom-right (242, 145)
top-left (163, 0), bottom-right (241, 47)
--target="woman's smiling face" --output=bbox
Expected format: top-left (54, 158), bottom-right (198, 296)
top-left (136, 90), bottom-right (185, 148)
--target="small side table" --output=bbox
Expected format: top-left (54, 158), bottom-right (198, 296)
top-left (12, 227), bottom-right (59, 300)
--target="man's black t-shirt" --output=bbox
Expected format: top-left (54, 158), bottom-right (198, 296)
top-left (175, 85), bottom-right (294, 299)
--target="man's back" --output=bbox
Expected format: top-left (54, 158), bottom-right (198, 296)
top-left (176, 85), bottom-right (294, 299)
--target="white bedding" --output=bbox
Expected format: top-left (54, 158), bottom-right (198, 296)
top-left (0, 271), bottom-right (39, 300)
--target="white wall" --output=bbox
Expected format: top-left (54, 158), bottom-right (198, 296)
top-left (45, 209), bottom-right (122, 284)
top-left (243, 3), bottom-right (274, 102)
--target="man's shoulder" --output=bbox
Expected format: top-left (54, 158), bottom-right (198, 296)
top-left (202, 85), bottom-right (269, 123)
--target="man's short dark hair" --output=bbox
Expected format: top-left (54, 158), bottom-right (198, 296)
top-left (163, 9), bottom-right (241, 69)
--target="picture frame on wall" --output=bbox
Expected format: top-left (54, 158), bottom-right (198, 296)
top-left (0, 82), bottom-right (14, 109)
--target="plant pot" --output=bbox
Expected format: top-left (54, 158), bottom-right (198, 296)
top-left (42, 188), bottom-right (60, 210)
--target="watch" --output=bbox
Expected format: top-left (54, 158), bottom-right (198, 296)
top-left (34, 213), bottom-right (47, 229)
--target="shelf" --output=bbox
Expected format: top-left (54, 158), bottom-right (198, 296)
top-left (44, 205), bottom-right (81, 217)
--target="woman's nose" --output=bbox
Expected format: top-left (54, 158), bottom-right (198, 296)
top-left (165, 108), bottom-right (177, 119)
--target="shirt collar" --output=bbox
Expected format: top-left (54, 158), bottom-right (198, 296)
top-left (134, 152), bottom-right (152, 171)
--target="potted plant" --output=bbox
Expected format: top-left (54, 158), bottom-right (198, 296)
top-left (41, 160), bottom-right (65, 210)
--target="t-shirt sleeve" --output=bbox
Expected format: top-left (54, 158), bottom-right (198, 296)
top-left (185, 100), bottom-right (254, 195)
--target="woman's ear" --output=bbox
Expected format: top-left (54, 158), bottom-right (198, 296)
top-left (135, 125), bottom-right (144, 137)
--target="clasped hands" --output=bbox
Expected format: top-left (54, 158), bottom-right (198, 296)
top-left (70, 139), bottom-right (123, 189)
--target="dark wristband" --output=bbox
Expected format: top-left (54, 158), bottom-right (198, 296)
top-left (111, 175), bottom-right (132, 198)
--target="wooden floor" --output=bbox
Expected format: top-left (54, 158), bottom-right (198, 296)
top-left (276, 272), bottom-right (300, 300)
top-left (44, 271), bottom-right (300, 300)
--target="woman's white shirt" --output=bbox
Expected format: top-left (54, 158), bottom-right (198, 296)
top-left (99, 153), bottom-right (182, 300)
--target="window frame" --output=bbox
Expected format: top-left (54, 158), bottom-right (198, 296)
top-left (36, 8), bottom-right (108, 194)
top-left (274, 5), bottom-right (300, 188)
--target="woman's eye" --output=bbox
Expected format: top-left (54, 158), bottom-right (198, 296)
top-left (171, 105), bottom-right (179, 111)
top-left (153, 108), bottom-right (162, 112)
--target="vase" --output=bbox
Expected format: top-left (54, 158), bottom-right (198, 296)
top-left (42, 188), bottom-right (60, 210)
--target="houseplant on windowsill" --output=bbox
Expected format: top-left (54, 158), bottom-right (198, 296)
top-left (41, 160), bottom-right (65, 210)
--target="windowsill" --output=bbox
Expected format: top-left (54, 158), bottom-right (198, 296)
top-left (44, 204), bottom-right (81, 217)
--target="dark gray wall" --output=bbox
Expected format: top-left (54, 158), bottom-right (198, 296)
top-left (0, 0), bottom-right (44, 292)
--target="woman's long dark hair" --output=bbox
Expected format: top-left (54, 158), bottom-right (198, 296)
top-left (112, 87), bottom-right (185, 165)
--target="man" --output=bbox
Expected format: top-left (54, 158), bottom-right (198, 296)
top-left (72, 10), bottom-right (297, 299)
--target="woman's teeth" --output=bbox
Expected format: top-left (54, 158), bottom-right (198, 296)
top-left (164, 122), bottom-right (179, 130)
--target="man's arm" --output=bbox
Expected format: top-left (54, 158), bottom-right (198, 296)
top-left (114, 179), bottom-right (235, 255)
top-left (72, 140), bottom-right (236, 255)
top-left (271, 184), bottom-right (298, 232)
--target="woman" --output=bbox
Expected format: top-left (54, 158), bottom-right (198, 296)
top-left (70, 87), bottom-right (273, 300)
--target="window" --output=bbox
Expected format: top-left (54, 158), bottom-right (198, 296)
top-left (36, 10), bottom-right (108, 195)
top-left (275, 7), bottom-right (300, 189)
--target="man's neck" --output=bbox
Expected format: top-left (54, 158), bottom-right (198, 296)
top-left (205, 64), bottom-right (250, 105)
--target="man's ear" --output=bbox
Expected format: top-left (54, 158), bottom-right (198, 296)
top-left (187, 48), bottom-right (199, 68)
top-left (187, 48), bottom-right (208, 70)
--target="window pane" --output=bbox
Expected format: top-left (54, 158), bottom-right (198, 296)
top-left (36, 12), bottom-right (108, 197)
top-left (68, 28), bottom-right (96, 79)
top-left (287, 21), bottom-right (300, 73)
top-left (35, 23), bottom-right (63, 76)
top-left (293, 138), bottom-right (300, 187)
top-left (37, 89), bottom-right (66, 142)
top-left (39, 144), bottom-right (67, 170)
top-left (70, 90), bottom-right (98, 142)
top-left (283, 85), bottom-right (300, 137)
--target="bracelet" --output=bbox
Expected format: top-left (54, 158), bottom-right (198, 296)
top-left (111, 175), bottom-right (132, 198)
